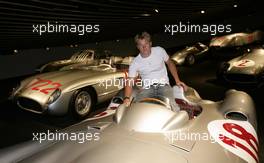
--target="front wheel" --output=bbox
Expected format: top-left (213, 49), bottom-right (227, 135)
top-left (185, 55), bottom-right (195, 66)
top-left (70, 88), bottom-right (96, 119)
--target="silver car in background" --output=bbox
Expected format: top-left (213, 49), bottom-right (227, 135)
top-left (11, 63), bottom-right (127, 119)
top-left (210, 30), bottom-right (263, 49)
top-left (217, 46), bottom-right (264, 85)
top-left (171, 42), bottom-right (209, 65)
top-left (1, 86), bottom-right (258, 163)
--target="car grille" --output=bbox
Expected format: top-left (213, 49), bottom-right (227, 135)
top-left (224, 74), bottom-right (258, 83)
top-left (17, 97), bottom-right (43, 113)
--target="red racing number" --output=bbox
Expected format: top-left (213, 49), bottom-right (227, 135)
top-left (237, 60), bottom-right (250, 67)
top-left (219, 123), bottom-right (258, 162)
top-left (27, 78), bottom-right (62, 94)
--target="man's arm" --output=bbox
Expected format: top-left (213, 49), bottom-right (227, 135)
top-left (123, 77), bottom-right (137, 106)
top-left (166, 58), bottom-right (187, 91)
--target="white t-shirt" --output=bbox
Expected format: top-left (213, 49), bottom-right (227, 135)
top-left (128, 46), bottom-right (170, 88)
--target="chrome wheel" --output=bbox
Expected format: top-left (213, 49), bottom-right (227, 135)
top-left (74, 91), bottom-right (92, 116)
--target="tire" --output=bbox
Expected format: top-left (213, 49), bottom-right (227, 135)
top-left (185, 55), bottom-right (195, 66)
top-left (70, 87), bottom-right (96, 119)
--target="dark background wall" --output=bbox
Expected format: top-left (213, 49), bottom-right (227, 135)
top-left (0, 13), bottom-right (263, 80)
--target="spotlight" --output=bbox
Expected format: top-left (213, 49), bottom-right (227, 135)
top-left (141, 13), bottom-right (151, 16)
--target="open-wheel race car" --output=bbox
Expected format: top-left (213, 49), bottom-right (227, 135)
top-left (1, 85), bottom-right (259, 163)
top-left (217, 46), bottom-right (264, 85)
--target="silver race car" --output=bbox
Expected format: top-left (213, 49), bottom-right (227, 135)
top-left (10, 63), bottom-right (127, 118)
top-left (171, 42), bottom-right (209, 65)
top-left (217, 46), bottom-right (264, 85)
top-left (209, 30), bottom-right (263, 49)
top-left (37, 49), bottom-right (96, 73)
top-left (1, 86), bottom-right (258, 163)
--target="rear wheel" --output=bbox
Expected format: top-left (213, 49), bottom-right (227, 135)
top-left (70, 87), bottom-right (96, 119)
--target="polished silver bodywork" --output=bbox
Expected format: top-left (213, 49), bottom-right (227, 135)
top-left (171, 42), bottom-right (209, 65)
top-left (1, 86), bottom-right (258, 163)
top-left (37, 49), bottom-right (95, 73)
top-left (11, 64), bottom-right (126, 115)
top-left (209, 30), bottom-right (263, 48)
top-left (219, 47), bottom-right (264, 83)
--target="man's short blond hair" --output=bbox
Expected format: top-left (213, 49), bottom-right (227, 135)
top-left (134, 32), bottom-right (152, 44)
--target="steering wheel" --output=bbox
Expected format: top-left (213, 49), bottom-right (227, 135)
top-left (139, 98), bottom-right (171, 108)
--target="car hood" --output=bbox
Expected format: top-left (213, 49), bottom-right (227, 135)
top-left (172, 50), bottom-right (187, 58)
top-left (3, 111), bottom-right (246, 163)
top-left (1, 88), bottom-right (257, 163)
top-left (12, 126), bottom-right (188, 163)
top-left (210, 37), bottom-right (230, 47)
top-left (171, 50), bottom-right (188, 65)
top-left (16, 69), bottom-right (121, 105)
top-left (31, 69), bottom-right (107, 89)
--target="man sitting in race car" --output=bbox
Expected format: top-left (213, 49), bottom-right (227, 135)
top-left (123, 31), bottom-right (187, 111)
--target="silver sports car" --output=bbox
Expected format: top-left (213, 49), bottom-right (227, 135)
top-left (1, 86), bottom-right (258, 163)
top-left (11, 63), bottom-right (127, 118)
top-left (209, 30), bottom-right (263, 49)
top-left (37, 49), bottom-right (95, 73)
top-left (171, 42), bottom-right (209, 65)
top-left (217, 46), bottom-right (264, 84)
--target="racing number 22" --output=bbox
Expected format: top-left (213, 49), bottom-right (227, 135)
top-left (219, 123), bottom-right (258, 163)
top-left (27, 78), bottom-right (62, 94)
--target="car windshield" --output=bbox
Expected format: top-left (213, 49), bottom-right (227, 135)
top-left (71, 50), bottom-right (94, 61)
top-left (58, 62), bottom-right (97, 71)
top-left (194, 43), bottom-right (205, 51)
top-left (74, 64), bottom-right (108, 70)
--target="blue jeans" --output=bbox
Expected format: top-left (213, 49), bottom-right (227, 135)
top-left (134, 84), bottom-right (179, 111)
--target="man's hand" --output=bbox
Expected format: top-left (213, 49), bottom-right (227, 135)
top-left (176, 80), bottom-right (188, 91)
top-left (166, 59), bottom-right (188, 91)
top-left (123, 98), bottom-right (131, 107)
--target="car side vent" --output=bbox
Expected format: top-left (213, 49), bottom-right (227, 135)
top-left (88, 122), bottom-right (111, 131)
top-left (90, 126), bottom-right (101, 130)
